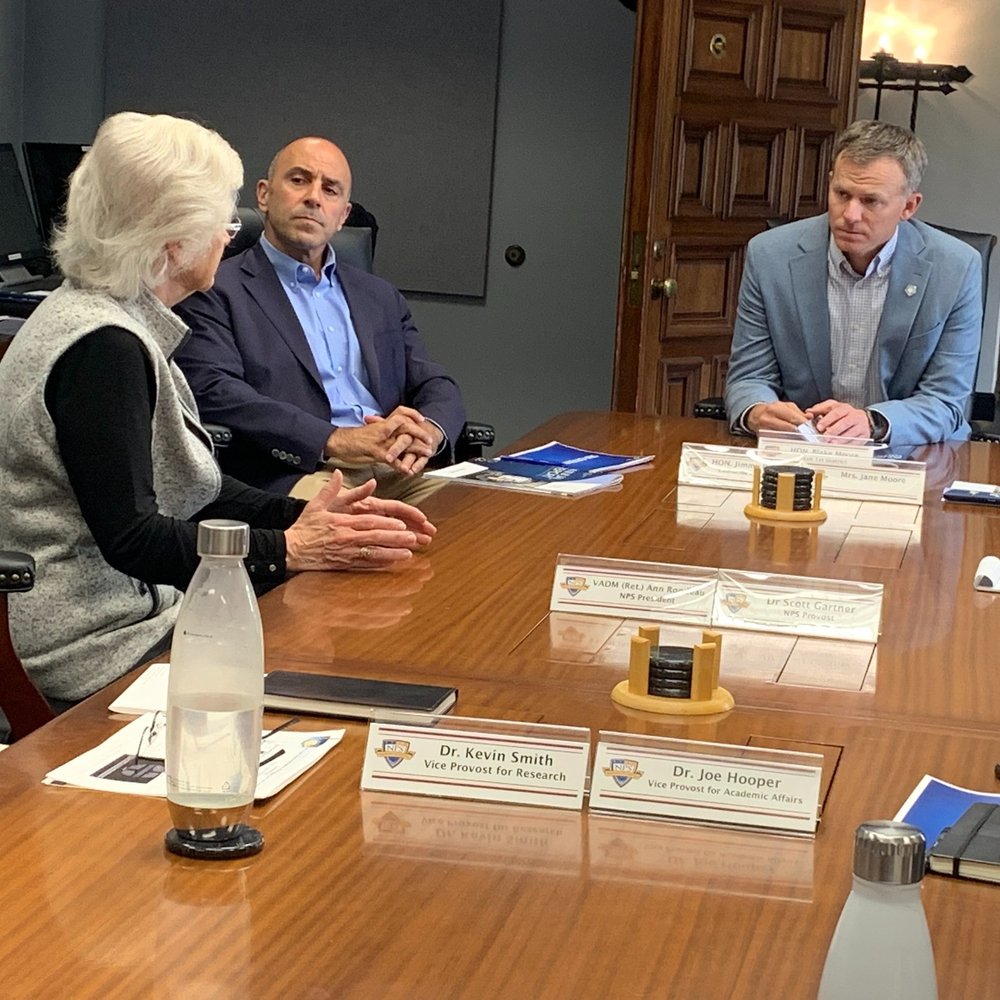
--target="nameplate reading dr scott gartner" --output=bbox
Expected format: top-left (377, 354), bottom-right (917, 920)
top-left (361, 720), bottom-right (590, 810)
top-left (589, 739), bottom-right (822, 833)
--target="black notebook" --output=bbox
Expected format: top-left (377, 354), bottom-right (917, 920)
top-left (928, 803), bottom-right (1000, 883)
top-left (263, 670), bottom-right (457, 720)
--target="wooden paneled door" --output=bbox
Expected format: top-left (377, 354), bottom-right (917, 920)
top-left (613, 0), bottom-right (865, 416)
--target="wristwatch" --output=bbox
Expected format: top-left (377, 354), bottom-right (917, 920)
top-left (866, 409), bottom-right (889, 443)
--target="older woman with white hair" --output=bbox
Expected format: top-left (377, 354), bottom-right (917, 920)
top-left (0, 112), bottom-right (434, 723)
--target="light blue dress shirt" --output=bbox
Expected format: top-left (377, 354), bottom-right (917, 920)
top-left (260, 235), bottom-right (380, 425)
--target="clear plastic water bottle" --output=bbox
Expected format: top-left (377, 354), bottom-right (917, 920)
top-left (164, 520), bottom-right (265, 859)
top-left (818, 820), bottom-right (937, 1000)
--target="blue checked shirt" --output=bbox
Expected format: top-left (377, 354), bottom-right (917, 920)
top-left (826, 229), bottom-right (897, 409)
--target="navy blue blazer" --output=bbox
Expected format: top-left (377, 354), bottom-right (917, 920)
top-left (174, 243), bottom-right (466, 493)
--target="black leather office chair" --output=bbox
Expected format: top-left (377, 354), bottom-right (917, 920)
top-left (220, 207), bottom-right (494, 460)
top-left (924, 224), bottom-right (997, 428)
top-left (0, 552), bottom-right (53, 741)
top-left (0, 336), bottom-right (55, 740)
top-left (226, 206), bottom-right (375, 271)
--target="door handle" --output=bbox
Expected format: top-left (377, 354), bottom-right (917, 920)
top-left (650, 277), bottom-right (678, 299)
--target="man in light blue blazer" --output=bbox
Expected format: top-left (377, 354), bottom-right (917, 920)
top-left (725, 120), bottom-right (982, 445)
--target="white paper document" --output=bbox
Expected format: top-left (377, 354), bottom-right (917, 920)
top-left (108, 661), bottom-right (170, 714)
top-left (44, 712), bottom-right (344, 800)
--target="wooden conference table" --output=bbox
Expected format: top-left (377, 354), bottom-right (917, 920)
top-left (1, 412), bottom-right (1000, 999)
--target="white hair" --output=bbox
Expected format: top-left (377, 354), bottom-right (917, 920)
top-left (53, 111), bottom-right (243, 299)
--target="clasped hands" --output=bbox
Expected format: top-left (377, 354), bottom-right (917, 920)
top-left (285, 470), bottom-right (435, 571)
top-left (747, 399), bottom-right (872, 439)
top-left (324, 405), bottom-right (443, 476)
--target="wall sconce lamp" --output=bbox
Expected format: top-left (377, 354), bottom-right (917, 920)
top-left (859, 50), bottom-right (973, 132)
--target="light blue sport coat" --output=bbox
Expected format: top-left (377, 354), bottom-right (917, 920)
top-left (724, 214), bottom-right (982, 444)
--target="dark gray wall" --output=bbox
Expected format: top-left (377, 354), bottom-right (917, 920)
top-left (407, 0), bottom-right (635, 446)
top-left (18, 0), bottom-right (635, 449)
top-left (21, 0), bottom-right (103, 143)
top-left (104, 0), bottom-right (502, 297)
top-left (0, 0), bottom-right (24, 141)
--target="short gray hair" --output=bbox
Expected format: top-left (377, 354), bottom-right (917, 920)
top-left (53, 112), bottom-right (243, 299)
top-left (832, 120), bottom-right (927, 193)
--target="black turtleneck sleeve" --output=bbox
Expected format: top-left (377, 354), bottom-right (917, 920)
top-left (44, 325), bottom-right (305, 591)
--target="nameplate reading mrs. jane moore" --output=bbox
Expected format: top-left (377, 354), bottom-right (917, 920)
top-left (361, 717), bottom-right (590, 810)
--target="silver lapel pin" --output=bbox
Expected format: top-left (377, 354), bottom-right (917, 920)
top-left (904, 283), bottom-right (917, 297)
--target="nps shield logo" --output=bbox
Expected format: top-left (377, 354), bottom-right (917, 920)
top-left (722, 590), bottom-right (750, 615)
top-left (375, 739), bottom-right (416, 768)
top-left (560, 575), bottom-right (589, 597)
top-left (603, 758), bottom-right (643, 788)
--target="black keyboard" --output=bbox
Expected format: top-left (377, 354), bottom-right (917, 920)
top-left (0, 288), bottom-right (49, 317)
top-left (2, 274), bottom-right (61, 292)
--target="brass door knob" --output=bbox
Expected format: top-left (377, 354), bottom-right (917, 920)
top-left (650, 277), bottom-right (678, 299)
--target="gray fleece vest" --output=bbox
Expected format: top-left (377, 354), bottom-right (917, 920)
top-left (0, 284), bottom-right (221, 700)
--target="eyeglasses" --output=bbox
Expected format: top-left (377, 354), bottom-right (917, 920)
top-left (223, 216), bottom-right (242, 240)
top-left (134, 710), bottom-right (165, 764)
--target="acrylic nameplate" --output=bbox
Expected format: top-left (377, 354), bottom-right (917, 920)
top-left (679, 439), bottom-right (925, 505)
top-left (713, 569), bottom-right (882, 642)
top-left (550, 554), bottom-right (716, 623)
top-left (589, 733), bottom-right (822, 834)
top-left (756, 432), bottom-right (925, 504)
top-left (754, 430), bottom-right (875, 468)
top-left (361, 714), bottom-right (590, 810)
top-left (549, 556), bottom-right (881, 641)
top-left (678, 443), bottom-right (760, 490)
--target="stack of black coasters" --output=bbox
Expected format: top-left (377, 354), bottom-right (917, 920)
top-left (647, 645), bottom-right (694, 699)
top-left (760, 465), bottom-right (814, 511)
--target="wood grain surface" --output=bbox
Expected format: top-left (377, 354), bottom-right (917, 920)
top-left (0, 413), bottom-right (996, 999)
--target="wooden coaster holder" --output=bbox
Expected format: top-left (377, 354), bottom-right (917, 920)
top-left (611, 625), bottom-right (734, 716)
top-left (744, 465), bottom-right (827, 523)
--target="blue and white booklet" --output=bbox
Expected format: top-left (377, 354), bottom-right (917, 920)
top-left (501, 440), bottom-right (654, 476)
top-left (425, 440), bottom-right (652, 498)
top-left (894, 774), bottom-right (1000, 848)
top-left (425, 457), bottom-right (623, 498)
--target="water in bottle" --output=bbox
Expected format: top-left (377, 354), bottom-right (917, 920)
top-left (165, 519), bottom-right (265, 859)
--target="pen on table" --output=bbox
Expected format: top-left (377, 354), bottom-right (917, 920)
top-left (260, 748), bottom-right (286, 768)
top-left (260, 717), bottom-right (300, 767)
top-left (263, 716), bottom-right (301, 740)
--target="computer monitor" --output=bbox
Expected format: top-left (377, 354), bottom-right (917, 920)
top-left (22, 141), bottom-right (88, 247)
top-left (0, 143), bottom-right (48, 287)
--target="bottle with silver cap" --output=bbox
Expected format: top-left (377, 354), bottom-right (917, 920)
top-left (164, 519), bottom-right (265, 859)
top-left (818, 820), bottom-right (937, 999)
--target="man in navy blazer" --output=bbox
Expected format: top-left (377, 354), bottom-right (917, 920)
top-left (175, 136), bottom-right (465, 500)
top-left (725, 120), bottom-right (981, 446)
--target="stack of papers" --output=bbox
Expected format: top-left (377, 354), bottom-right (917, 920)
top-left (894, 774), bottom-right (1000, 847)
top-left (43, 713), bottom-right (343, 800)
top-left (45, 662), bottom-right (344, 800)
top-left (425, 440), bottom-right (653, 498)
top-left (503, 441), bottom-right (654, 475)
top-left (109, 661), bottom-right (170, 714)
